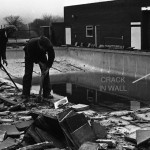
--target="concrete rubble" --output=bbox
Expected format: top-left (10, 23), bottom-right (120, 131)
top-left (0, 78), bottom-right (150, 149)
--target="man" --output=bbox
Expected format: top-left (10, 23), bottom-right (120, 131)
top-left (0, 29), bottom-right (8, 68)
top-left (22, 36), bottom-right (55, 100)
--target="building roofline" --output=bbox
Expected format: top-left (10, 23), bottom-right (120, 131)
top-left (64, 0), bottom-right (116, 8)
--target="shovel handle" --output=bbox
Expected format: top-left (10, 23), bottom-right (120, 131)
top-left (38, 68), bottom-right (49, 97)
top-left (1, 64), bottom-right (20, 91)
top-left (39, 74), bottom-right (45, 96)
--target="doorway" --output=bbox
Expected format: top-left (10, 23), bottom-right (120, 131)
top-left (65, 27), bottom-right (71, 45)
top-left (131, 23), bottom-right (141, 50)
top-left (142, 11), bottom-right (150, 50)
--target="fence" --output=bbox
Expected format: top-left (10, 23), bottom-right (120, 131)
top-left (11, 30), bottom-right (39, 39)
top-left (1, 24), bottom-right (39, 40)
top-left (104, 36), bottom-right (124, 49)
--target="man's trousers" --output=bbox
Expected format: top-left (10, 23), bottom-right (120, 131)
top-left (22, 55), bottom-right (51, 98)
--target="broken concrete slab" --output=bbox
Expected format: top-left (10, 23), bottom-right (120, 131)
top-left (64, 113), bottom-right (88, 133)
top-left (100, 117), bottom-right (130, 127)
top-left (0, 130), bottom-right (6, 142)
top-left (0, 137), bottom-right (17, 150)
top-left (91, 121), bottom-right (107, 139)
top-left (16, 141), bottom-right (54, 150)
top-left (0, 125), bottom-right (20, 137)
top-left (71, 123), bottom-right (96, 147)
top-left (15, 111), bottom-right (30, 116)
top-left (136, 129), bottom-right (150, 145)
top-left (0, 118), bottom-right (14, 123)
top-left (8, 104), bottom-right (26, 111)
top-left (69, 104), bottom-right (90, 111)
top-left (24, 122), bottom-right (66, 149)
top-left (125, 125), bottom-right (141, 134)
top-left (109, 110), bottom-right (133, 117)
top-left (134, 112), bottom-right (150, 121)
top-left (125, 131), bottom-right (136, 143)
top-left (95, 139), bottom-right (117, 148)
top-left (0, 95), bottom-right (17, 105)
top-left (58, 111), bottom-right (96, 147)
top-left (54, 97), bottom-right (68, 109)
top-left (35, 127), bottom-right (65, 148)
top-left (31, 108), bottom-right (63, 119)
top-left (78, 142), bottom-right (101, 150)
top-left (15, 120), bottom-right (34, 131)
top-left (19, 116), bottom-right (32, 121)
top-left (0, 103), bottom-right (7, 112)
top-left (0, 111), bottom-right (10, 116)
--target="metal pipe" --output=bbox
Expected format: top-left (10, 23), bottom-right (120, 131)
top-left (1, 64), bottom-right (20, 91)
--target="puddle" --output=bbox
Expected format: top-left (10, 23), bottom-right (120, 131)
top-left (10, 70), bottom-right (149, 110)
top-left (32, 82), bottom-right (147, 111)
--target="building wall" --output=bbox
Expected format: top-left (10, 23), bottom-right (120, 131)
top-left (142, 11), bottom-right (150, 50)
top-left (64, 0), bottom-right (150, 49)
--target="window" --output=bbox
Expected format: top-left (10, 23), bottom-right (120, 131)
top-left (86, 25), bottom-right (93, 37)
top-left (87, 89), bottom-right (95, 103)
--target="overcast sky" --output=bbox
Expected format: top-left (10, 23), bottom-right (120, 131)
top-left (0, 0), bottom-right (112, 25)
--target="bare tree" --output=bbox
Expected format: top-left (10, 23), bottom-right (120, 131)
top-left (4, 15), bottom-right (24, 29)
top-left (51, 15), bottom-right (64, 22)
top-left (42, 14), bottom-right (52, 26)
top-left (29, 14), bottom-right (64, 36)
top-left (4, 15), bottom-right (30, 39)
top-left (42, 14), bottom-right (64, 25)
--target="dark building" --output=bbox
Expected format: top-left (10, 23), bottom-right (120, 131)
top-left (40, 24), bottom-right (65, 46)
top-left (52, 22), bottom-right (65, 46)
top-left (64, 0), bottom-right (150, 50)
top-left (40, 26), bottom-right (51, 39)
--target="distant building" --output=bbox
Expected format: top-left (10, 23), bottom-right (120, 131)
top-left (40, 26), bottom-right (51, 39)
top-left (41, 24), bottom-right (65, 46)
top-left (64, 0), bottom-right (150, 50)
top-left (52, 22), bottom-right (65, 46)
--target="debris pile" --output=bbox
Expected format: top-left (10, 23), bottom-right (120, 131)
top-left (1, 78), bottom-right (150, 150)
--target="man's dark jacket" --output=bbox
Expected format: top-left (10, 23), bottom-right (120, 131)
top-left (0, 29), bottom-right (8, 65)
top-left (24, 37), bottom-right (55, 68)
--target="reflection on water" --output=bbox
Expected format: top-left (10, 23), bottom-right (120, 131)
top-left (32, 81), bottom-right (147, 111)
top-left (12, 70), bottom-right (150, 103)
top-left (49, 71), bottom-right (150, 103)
top-left (31, 70), bottom-right (149, 111)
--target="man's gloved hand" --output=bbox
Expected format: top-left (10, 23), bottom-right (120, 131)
top-left (39, 62), bottom-right (47, 70)
top-left (39, 62), bottom-right (49, 76)
top-left (42, 68), bottom-right (49, 76)
top-left (3, 59), bottom-right (8, 66)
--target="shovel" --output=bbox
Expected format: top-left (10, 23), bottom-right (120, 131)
top-left (37, 73), bottom-right (45, 103)
top-left (1, 64), bottom-right (20, 91)
top-left (37, 67), bottom-right (50, 103)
